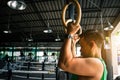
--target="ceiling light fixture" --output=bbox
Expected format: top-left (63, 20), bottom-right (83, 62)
top-left (43, 21), bottom-right (53, 33)
top-left (28, 34), bottom-right (33, 41)
top-left (43, 29), bottom-right (53, 33)
top-left (3, 30), bottom-right (12, 34)
top-left (28, 38), bottom-right (33, 42)
top-left (28, 26), bottom-right (33, 41)
top-left (104, 21), bottom-right (114, 31)
top-left (55, 34), bottom-right (61, 41)
top-left (7, 0), bottom-right (27, 10)
top-left (3, 15), bottom-right (12, 34)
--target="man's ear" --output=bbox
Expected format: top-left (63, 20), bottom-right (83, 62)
top-left (89, 41), bottom-right (95, 48)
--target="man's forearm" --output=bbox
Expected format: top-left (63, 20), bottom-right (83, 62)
top-left (58, 38), bottom-right (73, 68)
top-left (71, 41), bottom-right (77, 57)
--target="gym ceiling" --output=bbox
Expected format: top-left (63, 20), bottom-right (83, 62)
top-left (0, 0), bottom-right (120, 47)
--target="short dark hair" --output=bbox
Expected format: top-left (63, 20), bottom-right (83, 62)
top-left (115, 76), bottom-right (120, 80)
top-left (80, 29), bottom-right (104, 48)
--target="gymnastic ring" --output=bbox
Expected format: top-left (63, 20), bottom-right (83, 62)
top-left (64, 19), bottom-right (82, 34)
top-left (62, 0), bottom-right (82, 34)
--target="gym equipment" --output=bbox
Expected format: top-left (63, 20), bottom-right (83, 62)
top-left (62, 0), bottom-right (82, 34)
top-left (0, 60), bottom-right (69, 80)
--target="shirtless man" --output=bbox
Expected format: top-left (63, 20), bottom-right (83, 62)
top-left (58, 23), bottom-right (107, 80)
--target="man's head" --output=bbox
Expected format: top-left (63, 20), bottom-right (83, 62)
top-left (79, 29), bottom-right (104, 57)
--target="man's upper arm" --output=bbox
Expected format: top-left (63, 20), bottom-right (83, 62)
top-left (64, 58), bottom-right (103, 77)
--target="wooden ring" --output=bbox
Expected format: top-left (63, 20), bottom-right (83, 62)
top-left (62, 0), bottom-right (82, 34)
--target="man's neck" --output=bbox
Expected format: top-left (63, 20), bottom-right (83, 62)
top-left (95, 48), bottom-right (102, 58)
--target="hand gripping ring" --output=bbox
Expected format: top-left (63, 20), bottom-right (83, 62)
top-left (62, 0), bottom-right (82, 35)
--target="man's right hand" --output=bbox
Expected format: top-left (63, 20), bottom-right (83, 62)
top-left (67, 22), bottom-right (81, 36)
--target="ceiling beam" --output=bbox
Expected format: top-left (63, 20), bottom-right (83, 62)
top-left (0, 16), bottom-right (115, 24)
top-left (0, 7), bottom-right (119, 17)
top-left (113, 11), bottom-right (120, 27)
